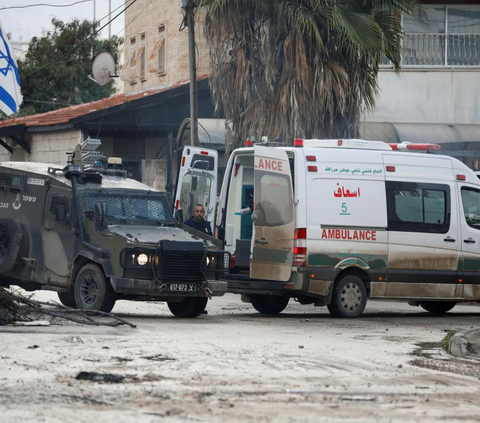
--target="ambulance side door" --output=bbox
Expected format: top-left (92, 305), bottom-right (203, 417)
top-left (457, 183), bottom-right (480, 289)
top-left (251, 146), bottom-right (294, 281)
top-left (385, 179), bottom-right (459, 295)
top-left (174, 147), bottom-right (218, 231)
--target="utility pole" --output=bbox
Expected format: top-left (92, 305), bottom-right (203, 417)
top-left (109, 0), bottom-right (112, 38)
top-left (184, 0), bottom-right (198, 146)
top-left (93, 0), bottom-right (96, 22)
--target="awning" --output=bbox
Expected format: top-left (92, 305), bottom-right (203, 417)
top-left (360, 122), bottom-right (480, 144)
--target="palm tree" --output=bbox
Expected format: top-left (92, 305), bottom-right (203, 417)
top-left (198, 0), bottom-right (419, 150)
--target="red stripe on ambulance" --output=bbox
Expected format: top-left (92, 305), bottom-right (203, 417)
top-left (321, 229), bottom-right (377, 241)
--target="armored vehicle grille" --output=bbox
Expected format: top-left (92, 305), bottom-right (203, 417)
top-left (157, 241), bottom-right (204, 284)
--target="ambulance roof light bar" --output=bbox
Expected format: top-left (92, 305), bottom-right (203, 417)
top-left (389, 142), bottom-right (441, 152)
top-left (297, 138), bottom-right (392, 151)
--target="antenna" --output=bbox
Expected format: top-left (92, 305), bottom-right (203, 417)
top-left (91, 52), bottom-right (116, 86)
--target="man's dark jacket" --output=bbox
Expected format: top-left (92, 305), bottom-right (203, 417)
top-left (183, 218), bottom-right (213, 236)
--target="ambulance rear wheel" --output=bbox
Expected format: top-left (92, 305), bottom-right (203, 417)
top-left (419, 301), bottom-right (456, 314)
top-left (251, 295), bottom-right (289, 315)
top-left (327, 275), bottom-right (367, 318)
top-left (168, 297), bottom-right (208, 318)
top-left (73, 263), bottom-right (116, 313)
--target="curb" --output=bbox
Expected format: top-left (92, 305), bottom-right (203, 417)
top-left (449, 329), bottom-right (480, 360)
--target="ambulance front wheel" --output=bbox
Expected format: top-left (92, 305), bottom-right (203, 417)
top-left (251, 295), bottom-right (289, 314)
top-left (327, 275), bottom-right (367, 318)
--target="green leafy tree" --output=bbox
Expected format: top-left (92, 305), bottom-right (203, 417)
top-left (199, 0), bottom-right (419, 149)
top-left (17, 18), bottom-right (122, 116)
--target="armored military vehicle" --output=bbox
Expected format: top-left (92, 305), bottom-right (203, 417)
top-left (0, 138), bottom-right (229, 317)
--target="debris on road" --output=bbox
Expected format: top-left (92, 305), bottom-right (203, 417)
top-left (0, 288), bottom-right (136, 328)
top-left (76, 371), bottom-right (126, 383)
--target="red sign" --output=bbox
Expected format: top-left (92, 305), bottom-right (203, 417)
top-left (256, 158), bottom-right (283, 172)
top-left (321, 229), bottom-right (377, 241)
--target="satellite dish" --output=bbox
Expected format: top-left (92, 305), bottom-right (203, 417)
top-left (91, 52), bottom-right (116, 86)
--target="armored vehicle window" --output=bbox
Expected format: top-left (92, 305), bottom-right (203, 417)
top-left (386, 181), bottom-right (450, 234)
top-left (0, 173), bottom-right (23, 190)
top-left (84, 191), bottom-right (172, 222)
top-left (50, 196), bottom-right (70, 216)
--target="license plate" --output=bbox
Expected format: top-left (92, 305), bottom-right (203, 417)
top-left (167, 283), bottom-right (197, 292)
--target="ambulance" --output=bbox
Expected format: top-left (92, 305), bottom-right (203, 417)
top-left (177, 139), bottom-right (480, 318)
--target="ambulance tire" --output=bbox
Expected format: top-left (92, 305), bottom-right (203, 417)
top-left (419, 301), bottom-right (456, 314)
top-left (73, 263), bottom-right (116, 313)
top-left (168, 297), bottom-right (208, 318)
top-left (57, 290), bottom-right (76, 308)
top-left (0, 219), bottom-right (29, 274)
top-left (251, 295), bottom-right (289, 315)
top-left (327, 275), bottom-right (367, 318)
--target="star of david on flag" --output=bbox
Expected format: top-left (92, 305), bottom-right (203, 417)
top-left (0, 20), bottom-right (23, 116)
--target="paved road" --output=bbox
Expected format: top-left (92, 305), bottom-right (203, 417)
top-left (1, 293), bottom-right (479, 423)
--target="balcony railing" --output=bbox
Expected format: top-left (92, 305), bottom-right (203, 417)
top-left (383, 33), bottom-right (480, 67)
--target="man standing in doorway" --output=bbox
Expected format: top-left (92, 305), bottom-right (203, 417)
top-left (183, 204), bottom-right (213, 236)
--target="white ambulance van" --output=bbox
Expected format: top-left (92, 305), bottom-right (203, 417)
top-left (177, 139), bottom-right (480, 318)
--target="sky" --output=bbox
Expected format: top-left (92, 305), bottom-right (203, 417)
top-left (1, 0), bottom-right (126, 45)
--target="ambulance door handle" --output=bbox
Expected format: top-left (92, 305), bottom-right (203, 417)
top-left (443, 237), bottom-right (455, 243)
top-left (255, 238), bottom-right (269, 245)
top-left (463, 238), bottom-right (475, 244)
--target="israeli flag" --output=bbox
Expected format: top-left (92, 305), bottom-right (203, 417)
top-left (0, 20), bottom-right (23, 116)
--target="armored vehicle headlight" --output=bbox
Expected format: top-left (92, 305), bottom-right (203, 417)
top-left (137, 253), bottom-right (149, 266)
top-left (206, 256), bottom-right (211, 266)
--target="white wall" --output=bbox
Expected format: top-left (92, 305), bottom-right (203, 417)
top-left (366, 70), bottom-right (480, 124)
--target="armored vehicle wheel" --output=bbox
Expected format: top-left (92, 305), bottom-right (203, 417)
top-left (251, 295), bottom-right (289, 314)
top-left (73, 263), bottom-right (116, 312)
top-left (0, 219), bottom-right (29, 274)
top-left (57, 291), bottom-right (76, 308)
top-left (168, 297), bottom-right (208, 318)
top-left (419, 301), bottom-right (456, 314)
top-left (327, 275), bottom-right (367, 318)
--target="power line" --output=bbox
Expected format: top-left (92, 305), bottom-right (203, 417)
top-left (25, 0), bottom-right (138, 78)
top-left (1, 0), bottom-right (93, 10)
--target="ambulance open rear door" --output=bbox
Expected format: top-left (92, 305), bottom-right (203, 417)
top-left (250, 146), bottom-right (295, 281)
top-left (174, 147), bottom-right (218, 231)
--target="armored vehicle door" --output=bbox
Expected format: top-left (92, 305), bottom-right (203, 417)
top-left (250, 146), bottom-right (295, 281)
top-left (175, 147), bottom-right (218, 231)
top-left (42, 186), bottom-right (74, 284)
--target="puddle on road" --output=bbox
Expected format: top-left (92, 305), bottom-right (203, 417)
top-left (410, 341), bottom-right (480, 378)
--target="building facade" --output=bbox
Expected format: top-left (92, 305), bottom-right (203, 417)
top-left (121, 0), bottom-right (210, 93)
top-left (122, 1), bottom-right (480, 156)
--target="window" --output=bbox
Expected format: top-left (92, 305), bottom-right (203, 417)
top-left (84, 192), bottom-right (172, 222)
top-left (461, 188), bottom-right (480, 229)
top-left (254, 171), bottom-right (293, 227)
top-left (402, 6), bottom-right (480, 66)
top-left (49, 195), bottom-right (69, 216)
top-left (386, 181), bottom-right (450, 233)
top-left (129, 37), bottom-right (136, 66)
top-left (178, 173), bottom-right (212, 219)
top-left (139, 32), bottom-right (146, 80)
top-left (158, 24), bottom-right (166, 74)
